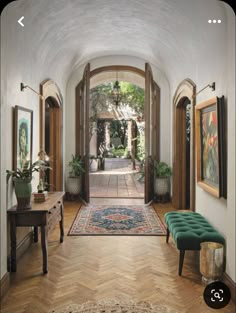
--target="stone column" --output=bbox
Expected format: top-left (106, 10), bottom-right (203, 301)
top-left (105, 121), bottom-right (110, 150)
top-left (127, 120), bottom-right (132, 152)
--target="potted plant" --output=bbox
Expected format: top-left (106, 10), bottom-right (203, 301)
top-left (66, 154), bottom-right (85, 195)
top-left (6, 159), bottom-right (50, 210)
top-left (154, 161), bottom-right (172, 196)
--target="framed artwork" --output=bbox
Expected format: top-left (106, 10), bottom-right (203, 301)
top-left (195, 96), bottom-right (226, 198)
top-left (14, 106), bottom-right (33, 170)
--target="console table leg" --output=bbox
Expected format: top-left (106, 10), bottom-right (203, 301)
top-left (10, 216), bottom-right (17, 272)
top-left (41, 225), bottom-right (48, 274)
top-left (34, 226), bottom-right (38, 242)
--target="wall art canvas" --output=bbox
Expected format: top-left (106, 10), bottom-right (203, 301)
top-left (14, 106), bottom-right (33, 170)
top-left (195, 96), bottom-right (226, 198)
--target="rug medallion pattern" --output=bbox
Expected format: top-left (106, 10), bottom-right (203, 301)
top-left (68, 205), bottom-right (166, 235)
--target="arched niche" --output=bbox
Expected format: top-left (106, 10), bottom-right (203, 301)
top-left (40, 79), bottom-right (63, 191)
top-left (172, 79), bottom-right (196, 210)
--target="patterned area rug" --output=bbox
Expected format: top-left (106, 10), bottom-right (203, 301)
top-left (50, 300), bottom-right (181, 313)
top-left (68, 205), bottom-right (166, 235)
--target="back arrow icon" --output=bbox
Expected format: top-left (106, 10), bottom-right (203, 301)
top-left (18, 16), bottom-right (24, 27)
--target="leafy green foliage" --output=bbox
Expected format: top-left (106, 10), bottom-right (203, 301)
top-left (119, 82), bottom-right (144, 115)
top-left (6, 160), bottom-right (51, 183)
top-left (155, 162), bottom-right (172, 178)
top-left (110, 147), bottom-right (130, 158)
top-left (68, 155), bottom-right (85, 177)
top-left (110, 119), bottom-right (128, 146)
top-left (90, 81), bottom-right (144, 116)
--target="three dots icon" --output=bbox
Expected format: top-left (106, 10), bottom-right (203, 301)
top-left (208, 19), bottom-right (221, 23)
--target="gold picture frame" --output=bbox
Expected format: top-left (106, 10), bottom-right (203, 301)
top-left (195, 96), bottom-right (226, 198)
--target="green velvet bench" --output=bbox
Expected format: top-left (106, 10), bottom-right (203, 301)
top-left (164, 211), bottom-right (225, 276)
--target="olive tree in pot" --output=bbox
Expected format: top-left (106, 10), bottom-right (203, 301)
top-left (154, 161), bottom-right (172, 197)
top-left (6, 160), bottom-right (51, 210)
top-left (66, 155), bottom-right (85, 195)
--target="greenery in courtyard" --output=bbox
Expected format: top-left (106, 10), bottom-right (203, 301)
top-left (90, 81), bottom-right (145, 163)
top-left (110, 120), bottom-right (128, 146)
top-left (90, 82), bottom-right (144, 117)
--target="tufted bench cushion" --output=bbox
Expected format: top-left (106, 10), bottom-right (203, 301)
top-left (164, 211), bottom-right (225, 275)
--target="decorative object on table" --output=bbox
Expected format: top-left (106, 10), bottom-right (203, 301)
top-left (33, 191), bottom-right (49, 203)
top-left (200, 241), bottom-right (224, 284)
top-left (14, 105), bottom-right (33, 170)
top-left (37, 149), bottom-right (50, 190)
top-left (154, 161), bottom-right (172, 202)
top-left (195, 96), bottom-right (226, 198)
top-left (6, 159), bottom-right (51, 210)
top-left (50, 299), bottom-right (180, 313)
top-left (68, 205), bottom-right (166, 236)
top-left (66, 154), bottom-right (85, 196)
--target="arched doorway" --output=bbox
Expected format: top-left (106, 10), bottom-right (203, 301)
top-left (75, 64), bottom-right (160, 203)
top-left (40, 79), bottom-right (63, 191)
top-left (172, 79), bottom-right (196, 210)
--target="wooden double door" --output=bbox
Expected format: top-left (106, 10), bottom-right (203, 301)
top-left (76, 63), bottom-right (160, 204)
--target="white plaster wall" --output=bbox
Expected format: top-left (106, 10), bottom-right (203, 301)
top-left (65, 55), bottom-right (171, 176)
top-left (0, 3), bottom-right (66, 279)
top-left (168, 3), bottom-right (235, 282)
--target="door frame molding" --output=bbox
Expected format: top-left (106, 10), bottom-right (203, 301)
top-left (172, 79), bottom-right (196, 210)
top-left (40, 79), bottom-right (63, 191)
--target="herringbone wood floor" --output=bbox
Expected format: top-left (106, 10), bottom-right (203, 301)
top-left (1, 201), bottom-right (235, 313)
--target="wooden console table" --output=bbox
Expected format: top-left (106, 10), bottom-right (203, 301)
top-left (7, 191), bottom-right (65, 274)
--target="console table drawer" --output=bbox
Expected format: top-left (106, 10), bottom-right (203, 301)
top-left (16, 212), bottom-right (47, 226)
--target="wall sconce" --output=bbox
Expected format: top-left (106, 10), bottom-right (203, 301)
top-left (193, 82), bottom-right (216, 99)
top-left (20, 82), bottom-right (45, 100)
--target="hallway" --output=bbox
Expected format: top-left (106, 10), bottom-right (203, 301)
top-left (90, 158), bottom-right (144, 198)
top-left (1, 1), bottom-right (235, 311)
top-left (1, 201), bottom-right (234, 313)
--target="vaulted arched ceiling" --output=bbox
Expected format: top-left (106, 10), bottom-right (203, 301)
top-left (2, 0), bottom-right (229, 88)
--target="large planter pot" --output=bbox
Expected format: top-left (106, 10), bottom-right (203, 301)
top-left (14, 178), bottom-right (32, 210)
top-left (66, 176), bottom-right (81, 195)
top-left (155, 177), bottom-right (170, 196)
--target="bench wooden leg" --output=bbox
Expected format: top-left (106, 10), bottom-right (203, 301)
top-left (166, 228), bottom-right (170, 243)
top-left (179, 250), bottom-right (185, 276)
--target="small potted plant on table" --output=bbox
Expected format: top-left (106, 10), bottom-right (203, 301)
top-left (6, 160), bottom-right (50, 210)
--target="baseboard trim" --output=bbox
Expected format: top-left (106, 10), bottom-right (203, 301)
top-left (223, 272), bottom-right (236, 304)
top-left (0, 272), bottom-right (10, 299)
